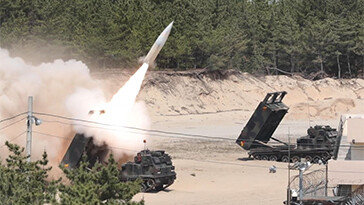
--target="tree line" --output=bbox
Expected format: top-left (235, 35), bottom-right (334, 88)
top-left (0, 142), bottom-right (143, 204)
top-left (0, 0), bottom-right (363, 78)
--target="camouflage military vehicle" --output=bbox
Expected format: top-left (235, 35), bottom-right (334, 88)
top-left (61, 134), bottom-right (176, 192)
top-left (236, 91), bottom-right (338, 163)
top-left (120, 150), bottom-right (176, 192)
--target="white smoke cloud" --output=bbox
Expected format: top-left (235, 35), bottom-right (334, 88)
top-left (65, 63), bottom-right (151, 155)
top-left (0, 48), bottom-right (150, 168)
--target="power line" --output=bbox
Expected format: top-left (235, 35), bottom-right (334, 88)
top-left (10, 129), bottom-right (364, 174)
top-left (26, 129), bottom-right (364, 174)
top-left (39, 119), bottom-right (364, 150)
top-left (41, 119), bottom-right (230, 141)
top-left (191, 159), bottom-right (364, 174)
top-left (108, 145), bottom-right (140, 153)
top-left (192, 158), bottom-right (286, 169)
top-left (33, 131), bottom-right (73, 140)
top-left (30, 127), bottom-right (328, 172)
top-left (0, 112), bottom-right (27, 124)
top-left (10, 128), bottom-right (295, 170)
top-left (38, 116), bottom-right (364, 149)
top-left (34, 112), bottom-right (234, 141)
top-left (35, 113), bottom-right (362, 147)
top-left (31, 130), bottom-right (290, 168)
top-left (0, 117), bottom-right (26, 131)
top-left (30, 129), bottom-right (364, 173)
top-left (1, 109), bottom-right (362, 175)
top-left (33, 124), bottom-right (364, 167)
top-left (20, 128), bottom-right (364, 174)
top-left (1, 131), bottom-right (27, 148)
top-left (41, 119), bottom-right (232, 143)
top-left (33, 131), bottom-right (142, 152)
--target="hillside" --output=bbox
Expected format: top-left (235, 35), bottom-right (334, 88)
top-left (94, 69), bottom-right (364, 120)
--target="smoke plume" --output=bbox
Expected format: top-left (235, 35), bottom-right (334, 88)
top-left (0, 48), bottom-right (150, 171)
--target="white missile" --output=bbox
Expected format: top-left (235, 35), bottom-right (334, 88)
top-left (144, 21), bottom-right (173, 65)
top-left (87, 22), bottom-right (173, 116)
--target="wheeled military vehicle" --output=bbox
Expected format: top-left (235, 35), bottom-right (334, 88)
top-left (236, 91), bottom-right (338, 163)
top-left (61, 133), bottom-right (176, 192)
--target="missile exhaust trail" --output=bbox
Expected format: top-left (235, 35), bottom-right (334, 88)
top-left (89, 22), bottom-right (174, 116)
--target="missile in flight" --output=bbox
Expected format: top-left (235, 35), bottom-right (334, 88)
top-left (143, 21), bottom-right (173, 65)
top-left (88, 22), bottom-right (174, 116)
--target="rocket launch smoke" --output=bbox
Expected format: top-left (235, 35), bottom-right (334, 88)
top-left (0, 48), bottom-right (151, 166)
top-left (0, 21), bottom-right (172, 178)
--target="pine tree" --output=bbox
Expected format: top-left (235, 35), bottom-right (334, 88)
top-left (243, 0), bottom-right (273, 74)
top-left (274, 0), bottom-right (301, 73)
top-left (0, 142), bottom-right (59, 204)
top-left (59, 154), bottom-right (143, 205)
top-left (303, 18), bottom-right (339, 74)
top-left (204, 0), bottom-right (249, 70)
top-left (1, 0), bottom-right (363, 75)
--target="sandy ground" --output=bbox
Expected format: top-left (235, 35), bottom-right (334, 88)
top-left (93, 70), bottom-right (364, 204)
top-left (135, 159), bottom-right (290, 205)
top-left (131, 111), bottom-right (335, 205)
top-left (1, 53), bottom-right (362, 204)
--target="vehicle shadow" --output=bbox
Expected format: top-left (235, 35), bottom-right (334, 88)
top-left (237, 157), bottom-right (254, 161)
top-left (148, 189), bottom-right (173, 194)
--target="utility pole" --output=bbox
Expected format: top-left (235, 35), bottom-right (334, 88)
top-left (299, 166), bottom-right (304, 201)
top-left (297, 161), bottom-right (309, 204)
top-left (325, 162), bottom-right (328, 196)
top-left (287, 129), bottom-right (291, 205)
top-left (26, 96), bottom-right (33, 162)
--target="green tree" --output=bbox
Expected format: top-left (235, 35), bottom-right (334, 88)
top-left (0, 141), bottom-right (59, 204)
top-left (243, 0), bottom-right (272, 73)
top-left (274, 0), bottom-right (302, 73)
top-left (59, 154), bottom-right (143, 205)
top-left (1, 0), bottom-right (364, 76)
top-left (303, 18), bottom-right (339, 73)
top-left (205, 0), bottom-right (249, 70)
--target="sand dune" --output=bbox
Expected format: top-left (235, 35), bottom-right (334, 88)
top-left (94, 69), bottom-right (364, 120)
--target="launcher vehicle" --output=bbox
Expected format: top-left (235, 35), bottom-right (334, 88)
top-left (61, 133), bottom-right (176, 192)
top-left (236, 91), bottom-right (338, 163)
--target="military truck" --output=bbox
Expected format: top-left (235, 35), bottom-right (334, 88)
top-left (61, 133), bottom-right (176, 192)
top-left (235, 91), bottom-right (338, 163)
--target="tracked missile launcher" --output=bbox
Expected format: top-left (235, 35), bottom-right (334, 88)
top-left (236, 91), bottom-right (338, 163)
top-left (61, 134), bottom-right (109, 168)
top-left (120, 150), bottom-right (176, 192)
top-left (61, 133), bottom-right (176, 192)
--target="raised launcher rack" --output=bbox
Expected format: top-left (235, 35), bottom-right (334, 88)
top-left (60, 133), bottom-right (109, 169)
top-left (236, 91), bottom-right (338, 163)
top-left (236, 91), bottom-right (289, 150)
top-left (60, 133), bottom-right (176, 192)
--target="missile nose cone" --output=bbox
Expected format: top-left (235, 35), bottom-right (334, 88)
top-left (144, 21), bottom-right (173, 65)
top-left (165, 21), bottom-right (173, 34)
top-left (156, 21), bottom-right (173, 45)
top-left (155, 22), bottom-right (173, 46)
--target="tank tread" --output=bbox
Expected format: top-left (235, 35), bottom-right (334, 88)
top-left (141, 176), bottom-right (175, 192)
top-left (249, 150), bottom-right (332, 163)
